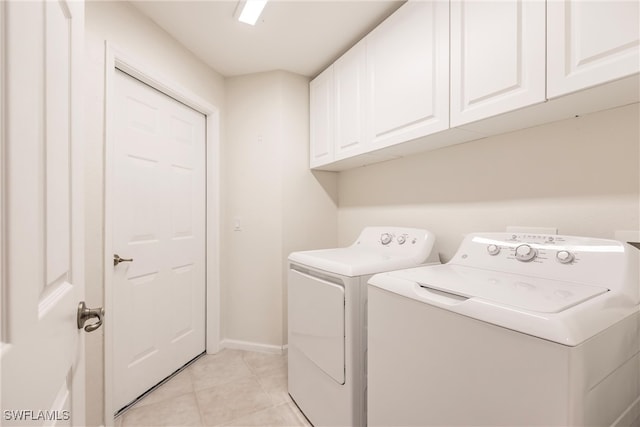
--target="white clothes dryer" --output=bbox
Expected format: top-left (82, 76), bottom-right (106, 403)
top-left (368, 232), bottom-right (640, 427)
top-left (288, 227), bottom-right (439, 427)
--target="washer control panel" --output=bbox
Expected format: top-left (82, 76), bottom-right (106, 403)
top-left (475, 234), bottom-right (579, 266)
top-left (451, 232), bottom-right (630, 288)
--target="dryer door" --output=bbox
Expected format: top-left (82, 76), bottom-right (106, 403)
top-left (289, 268), bottom-right (345, 384)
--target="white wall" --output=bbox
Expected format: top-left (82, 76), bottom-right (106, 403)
top-left (223, 71), bottom-right (338, 349)
top-left (338, 103), bottom-right (640, 261)
top-left (84, 2), bottom-right (225, 425)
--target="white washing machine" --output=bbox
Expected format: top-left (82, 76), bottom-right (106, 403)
top-left (368, 232), bottom-right (640, 427)
top-left (288, 226), bottom-right (439, 427)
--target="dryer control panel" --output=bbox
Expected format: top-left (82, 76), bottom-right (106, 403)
top-left (353, 226), bottom-right (440, 265)
top-left (449, 232), bottom-right (637, 296)
top-left (289, 226), bottom-right (440, 277)
top-left (354, 227), bottom-right (431, 248)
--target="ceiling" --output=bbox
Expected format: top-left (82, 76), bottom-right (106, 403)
top-left (130, 0), bottom-right (404, 78)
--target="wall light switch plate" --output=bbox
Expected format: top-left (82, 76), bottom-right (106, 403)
top-left (506, 226), bottom-right (558, 235)
top-left (233, 217), bottom-right (243, 231)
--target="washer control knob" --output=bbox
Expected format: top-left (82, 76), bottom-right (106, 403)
top-left (556, 250), bottom-right (575, 264)
top-left (487, 244), bottom-right (500, 256)
top-left (380, 233), bottom-right (393, 245)
top-left (515, 244), bottom-right (537, 262)
top-left (397, 234), bottom-right (407, 245)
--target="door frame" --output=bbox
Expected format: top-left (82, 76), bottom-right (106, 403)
top-left (103, 43), bottom-right (221, 423)
top-left (1, 0), bottom-right (6, 344)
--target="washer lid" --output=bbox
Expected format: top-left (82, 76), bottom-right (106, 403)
top-left (289, 247), bottom-right (421, 277)
top-left (391, 264), bottom-right (609, 313)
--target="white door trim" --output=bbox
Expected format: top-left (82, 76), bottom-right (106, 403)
top-left (0, 0), bottom-right (6, 344)
top-left (103, 43), bottom-right (221, 425)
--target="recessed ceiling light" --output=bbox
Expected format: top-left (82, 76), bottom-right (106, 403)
top-left (235, 0), bottom-right (268, 26)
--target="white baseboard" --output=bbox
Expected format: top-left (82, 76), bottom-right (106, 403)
top-left (220, 338), bottom-right (285, 355)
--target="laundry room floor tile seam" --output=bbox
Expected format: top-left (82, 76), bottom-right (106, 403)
top-left (116, 349), bottom-right (310, 427)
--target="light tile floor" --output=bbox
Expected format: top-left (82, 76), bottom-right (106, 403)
top-left (115, 349), bottom-right (312, 427)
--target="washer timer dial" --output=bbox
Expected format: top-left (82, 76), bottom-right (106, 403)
top-left (514, 244), bottom-right (537, 262)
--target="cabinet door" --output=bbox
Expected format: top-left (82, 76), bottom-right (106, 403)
top-left (547, 0), bottom-right (640, 98)
top-left (367, 1), bottom-right (449, 149)
top-left (309, 66), bottom-right (334, 168)
top-left (450, 0), bottom-right (546, 127)
top-left (334, 41), bottom-right (367, 160)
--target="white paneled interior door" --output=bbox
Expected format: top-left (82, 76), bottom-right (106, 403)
top-left (450, 0), bottom-right (546, 126)
top-left (2, 0), bottom-right (87, 425)
top-left (112, 70), bottom-right (206, 411)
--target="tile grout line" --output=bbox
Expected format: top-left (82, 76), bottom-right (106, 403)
top-left (244, 354), bottom-right (311, 427)
top-left (185, 360), bottom-right (206, 427)
top-left (223, 352), bottom-right (292, 426)
top-left (193, 387), bottom-right (206, 427)
top-left (239, 353), bottom-right (282, 423)
top-left (196, 350), bottom-right (278, 426)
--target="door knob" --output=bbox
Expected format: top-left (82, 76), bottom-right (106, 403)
top-left (77, 301), bottom-right (104, 333)
top-left (113, 254), bottom-right (133, 266)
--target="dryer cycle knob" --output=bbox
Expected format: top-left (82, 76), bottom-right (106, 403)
top-left (515, 244), bottom-right (537, 262)
top-left (397, 234), bottom-right (407, 245)
top-left (380, 233), bottom-right (393, 245)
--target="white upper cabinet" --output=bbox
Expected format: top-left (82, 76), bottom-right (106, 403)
top-left (547, 0), bottom-right (640, 98)
top-left (450, 0), bottom-right (546, 127)
top-left (309, 66), bottom-right (334, 168)
top-left (309, 0), bottom-right (639, 171)
top-left (366, 1), bottom-right (449, 149)
top-left (334, 41), bottom-right (367, 160)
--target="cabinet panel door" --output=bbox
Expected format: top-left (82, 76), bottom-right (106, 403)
top-left (367, 0), bottom-right (449, 149)
top-left (334, 41), bottom-right (367, 160)
top-left (548, 0), bottom-right (640, 98)
top-left (451, 0), bottom-right (546, 127)
top-left (309, 66), bottom-right (334, 168)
